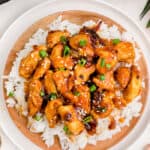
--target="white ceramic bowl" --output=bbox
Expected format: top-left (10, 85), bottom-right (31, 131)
top-left (0, 0), bottom-right (150, 150)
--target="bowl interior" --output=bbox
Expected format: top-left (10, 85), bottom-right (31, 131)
top-left (2, 10), bottom-right (149, 150)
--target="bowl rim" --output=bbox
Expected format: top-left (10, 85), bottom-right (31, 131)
top-left (0, 0), bottom-right (150, 150)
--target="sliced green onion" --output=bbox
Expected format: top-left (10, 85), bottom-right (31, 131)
top-left (90, 84), bottom-right (97, 92)
top-left (100, 58), bottom-right (105, 67)
top-left (63, 45), bottom-right (70, 56)
top-left (97, 107), bottom-right (107, 113)
top-left (106, 64), bottom-right (111, 69)
top-left (83, 115), bottom-right (92, 124)
top-left (8, 91), bottom-right (14, 97)
top-left (40, 91), bottom-right (45, 97)
top-left (39, 50), bottom-right (48, 58)
top-left (73, 91), bottom-right (80, 96)
top-left (60, 36), bottom-right (67, 44)
top-left (49, 93), bottom-right (57, 100)
top-left (63, 125), bottom-right (70, 134)
top-left (78, 58), bottom-right (87, 66)
top-left (63, 125), bottom-right (68, 132)
top-left (99, 74), bottom-right (105, 81)
top-left (79, 39), bottom-right (87, 47)
top-left (34, 114), bottom-right (42, 121)
top-left (112, 39), bottom-right (120, 45)
top-left (59, 67), bottom-right (65, 71)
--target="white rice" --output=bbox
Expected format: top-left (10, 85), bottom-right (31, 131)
top-left (3, 16), bottom-right (144, 150)
top-left (27, 113), bottom-right (47, 133)
top-left (6, 97), bottom-right (16, 107)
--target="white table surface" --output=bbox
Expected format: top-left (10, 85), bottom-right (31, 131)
top-left (0, 0), bottom-right (150, 150)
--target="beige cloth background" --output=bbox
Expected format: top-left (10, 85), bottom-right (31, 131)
top-left (0, 0), bottom-right (149, 149)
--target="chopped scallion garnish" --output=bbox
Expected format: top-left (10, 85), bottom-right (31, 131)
top-left (106, 64), bottom-right (111, 69)
top-left (34, 114), bottom-right (42, 121)
top-left (90, 84), bottom-right (97, 92)
top-left (49, 93), bottom-right (57, 100)
top-left (100, 58), bottom-right (105, 67)
top-left (73, 91), bottom-right (80, 96)
top-left (40, 91), bottom-right (45, 97)
top-left (60, 36), bottom-right (67, 44)
top-left (78, 58), bottom-right (87, 66)
top-left (63, 125), bottom-right (71, 135)
top-left (8, 91), bottom-right (14, 97)
top-left (79, 39), bottom-right (87, 47)
top-left (112, 39), bottom-right (120, 45)
top-left (59, 67), bottom-right (65, 71)
top-left (63, 45), bottom-right (70, 56)
top-left (99, 74), bottom-right (105, 81)
top-left (39, 50), bottom-right (48, 58)
top-left (83, 115), bottom-right (92, 124)
top-left (96, 107), bottom-right (107, 113)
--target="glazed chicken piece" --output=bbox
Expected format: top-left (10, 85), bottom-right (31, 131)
top-left (91, 91), bottom-right (114, 119)
top-left (69, 33), bottom-right (94, 57)
top-left (108, 116), bottom-right (116, 130)
top-left (33, 57), bottom-right (51, 79)
top-left (45, 99), bottom-right (63, 128)
top-left (75, 85), bottom-right (91, 113)
top-left (46, 30), bottom-right (70, 48)
top-left (67, 74), bottom-right (75, 91)
top-left (123, 66), bottom-right (141, 103)
top-left (19, 45), bottom-right (47, 78)
top-left (112, 96), bottom-right (127, 109)
top-left (80, 26), bottom-right (101, 48)
top-left (58, 105), bottom-right (84, 135)
top-left (24, 81), bottom-right (30, 96)
top-left (53, 70), bottom-right (74, 94)
top-left (83, 115), bottom-right (97, 135)
top-left (50, 44), bottom-right (74, 70)
top-left (64, 84), bottom-right (91, 113)
top-left (115, 67), bottom-right (131, 88)
top-left (114, 41), bottom-right (135, 63)
top-left (93, 71), bottom-right (115, 91)
top-left (28, 79), bottom-right (43, 116)
top-left (96, 48), bottom-right (117, 74)
top-left (63, 92), bottom-right (78, 104)
top-left (44, 70), bottom-right (57, 94)
top-left (74, 64), bottom-right (95, 84)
